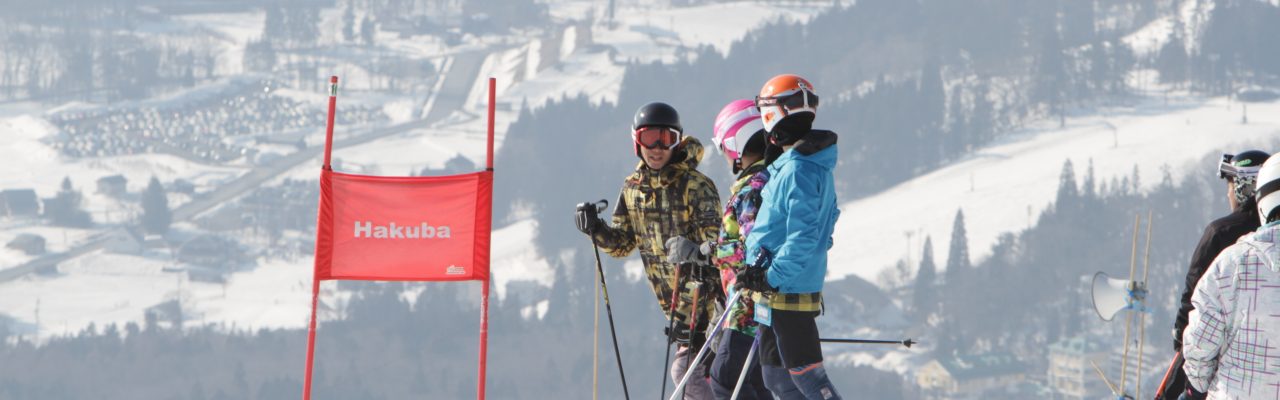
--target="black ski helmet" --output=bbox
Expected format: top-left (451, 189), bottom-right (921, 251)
top-left (1220, 149), bottom-right (1271, 206)
top-left (633, 102), bottom-right (682, 132)
top-left (631, 102), bottom-right (682, 157)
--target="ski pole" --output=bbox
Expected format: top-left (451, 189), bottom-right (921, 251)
top-left (677, 268), bottom-right (704, 400)
top-left (819, 338), bottom-right (916, 348)
top-left (1153, 351), bottom-right (1182, 399)
top-left (668, 289), bottom-right (744, 400)
top-left (586, 200), bottom-right (630, 400)
top-left (729, 333), bottom-right (760, 400)
top-left (660, 262), bottom-right (687, 399)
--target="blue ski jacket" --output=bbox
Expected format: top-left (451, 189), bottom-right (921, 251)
top-left (746, 130), bottom-right (840, 294)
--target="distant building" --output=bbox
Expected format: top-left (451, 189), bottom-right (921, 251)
top-left (1048, 336), bottom-right (1110, 399)
top-left (0, 189), bottom-right (40, 218)
top-left (177, 234), bottom-right (247, 272)
top-left (169, 179), bottom-right (195, 195)
top-left (104, 228), bottom-right (144, 255)
top-left (6, 234), bottom-right (46, 256)
top-left (917, 352), bottom-right (1028, 399)
top-left (96, 175), bottom-right (128, 198)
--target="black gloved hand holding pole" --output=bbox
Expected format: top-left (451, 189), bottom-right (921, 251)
top-left (735, 267), bottom-right (776, 293)
top-left (735, 249), bottom-right (776, 293)
top-left (575, 200), bottom-right (607, 235)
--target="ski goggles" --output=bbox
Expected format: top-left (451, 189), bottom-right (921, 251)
top-left (634, 126), bottom-right (681, 150)
top-left (754, 90), bottom-right (820, 114)
top-left (1219, 153), bottom-right (1262, 180)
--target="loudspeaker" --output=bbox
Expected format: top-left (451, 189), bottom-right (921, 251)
top-left (1091, 271), bottom-right (1141, 321)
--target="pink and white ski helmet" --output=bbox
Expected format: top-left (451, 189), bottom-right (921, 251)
top-left (711, 99), bottom-right (765, 161)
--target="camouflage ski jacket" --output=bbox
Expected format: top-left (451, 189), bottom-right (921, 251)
top-left (592, 136), bottom-right (723, 329)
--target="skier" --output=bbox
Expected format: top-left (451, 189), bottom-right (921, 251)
top-left (1183, 154), bottom-right (1280, 397)
top-left (704, 99), bottom-right (773, 399)
top-left (1162, 150), bottom-right (1269, 399)
top-left (737, 74), bottom-right (842, 400)
top-left (575, 102), bottom-right (722, 399)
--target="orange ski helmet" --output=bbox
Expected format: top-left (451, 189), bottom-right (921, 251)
top-left (755, 74), bottom-right (819, 134)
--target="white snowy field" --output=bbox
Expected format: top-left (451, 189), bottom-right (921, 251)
top-left (0, 218), bottom-right (548, 339)
top-left (829, 94), bottom-right (1280, 285)
top-left (0, 114), bottom-right (247, 217)
top-left (583, 1), bottom-right (821, 63)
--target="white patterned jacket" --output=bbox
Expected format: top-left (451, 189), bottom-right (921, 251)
top-left (1184, 222), bottom-right (1280, 398)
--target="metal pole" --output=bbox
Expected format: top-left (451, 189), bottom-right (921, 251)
top-left (729, 335), bottom-right (760, 400)
top-left (660, 263), bottom-right (686, 399)
top-left (1120, 214), bottom-right (1140, 396)
top-left (593, 260), bottom-right (600, 400)
top-left (668, 290), bottom-right (744, 400)
top-left (591, 240), bottom-right (631, 400)
top-left (818, 338), bottom-right (917, 347)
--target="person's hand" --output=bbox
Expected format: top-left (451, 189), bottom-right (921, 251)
top-left (665, 236), bottom-right (706, 265)
top-left (735, 267), bottom-right (776, 293)
top-left (575, 202), bottom-right (605, 235)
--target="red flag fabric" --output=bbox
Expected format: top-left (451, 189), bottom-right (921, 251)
top-left (313, 168), bottom-right (493, 281)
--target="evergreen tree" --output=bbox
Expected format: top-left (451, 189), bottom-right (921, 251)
top-left (263, 7), bottom-right (285, 45)
top-left (141, 176), bottom-right (171, 235)
top-left (48, 176), bottom-right (92, 228)
top-left (1156, 33), bottom-right (1188, 84)
top-left (1056, 159), bottom-right (1078, 206)
top-left (969, 82), bottom-right (995, 145)
top-left (945, 209), bottom-right (970, 284)
top-left (360, 16), bottom-right (376, 45)
top-left (1035, 30), bottom-right (1068, 126)
top-left (912, 236), bottom-right (938, 325)
top-left (1083, 158), bottom-right (1096, 198)
top-left (342, 2), bottom-right (357, 43)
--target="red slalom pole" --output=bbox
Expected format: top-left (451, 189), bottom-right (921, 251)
top-left (477, 278), bottom-right (490, 400)
top-left (303, 75), bottom-right (338, 400)
top-left (322, 76), bottom-right (338, 170)
top-left (476, 77), bottom-right (495, 400)
top-left (302, 277), bottom-right (321, 400)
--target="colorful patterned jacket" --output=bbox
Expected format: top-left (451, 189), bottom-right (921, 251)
top-left (592, 136), bottom-right (723, 329)
top-left (712, 160), bottom-right (769, 334)
top-left (1184, 222), bottom-right (1280, 397)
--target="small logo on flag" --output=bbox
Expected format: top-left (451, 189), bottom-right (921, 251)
top-left (446, 266), bottom-right (466, 275)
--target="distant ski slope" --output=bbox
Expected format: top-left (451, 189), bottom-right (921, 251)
top-left (828, 94), bottom-right (1280, 286)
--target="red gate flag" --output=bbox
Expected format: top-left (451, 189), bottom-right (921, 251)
top-left (313, 169), bottom-right (493, 281)
top-left (303, 76), bottom-right (496, 400)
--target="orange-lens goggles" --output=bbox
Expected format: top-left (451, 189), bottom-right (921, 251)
top-left (635, 126), bottom-right (680, 149)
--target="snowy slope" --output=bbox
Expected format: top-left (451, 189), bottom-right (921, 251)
top-left (0, 218), bottom-right (548, 339)
top-left (829, 95), bottom-right (1280, 285)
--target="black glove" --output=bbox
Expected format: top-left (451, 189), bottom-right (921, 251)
top-left (665, 236), bottom-right (707, 265)
top-left (735, 267), bottom-right (776, 293)
top-left (575, 201), bottom-right (605, 235)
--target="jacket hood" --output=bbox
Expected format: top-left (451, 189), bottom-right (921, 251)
top-left (633, 136), bottom-right (706, 187)
top-left (1244, 223), bottom-right (1280, 272)
top-left (775, 130), bottom-right (838, 171)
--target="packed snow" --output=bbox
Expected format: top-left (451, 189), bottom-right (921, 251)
top-left (829, 94), bottom-right (1280, 285)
